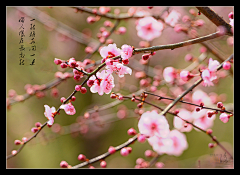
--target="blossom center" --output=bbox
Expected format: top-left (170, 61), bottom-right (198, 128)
top-left (151, 123), bottom-right (157, 130)
top-left (107, 52), bottom-right (115, 58)
top-left (146, 23), bottom-right (152, 31)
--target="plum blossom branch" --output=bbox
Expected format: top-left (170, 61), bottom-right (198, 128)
top-left (159, 54), bottom-right (233, 117)
top-left (133, 31), bottom-right (221, 54)
top-left (144, 91), bottom-right (233, 115)
top-left (70, 135), bottom-right (138, 168)
top-left (118, 92), bottom-right (233, 160)
top-left (71, 6), bottom-right (145, 20)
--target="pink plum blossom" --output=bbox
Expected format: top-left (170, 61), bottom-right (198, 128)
top-left (173, 109), bottom-right (193, 132)
top-left (180, 70), bottom-right (194, 82)
top-left (148, 130), bottom-right (188, 156)
top-left (138, 110), bottom-right (170, 138)
top-left (89, 70), bottom-right (115, 96)
top-left (60, 102), bottom-right (76, 115)
top-left (164, 10), bottom-right (181, 27)
top-left (121, 44), bottom-right (133, 61)
top-left (100, 43), bottom-right (122, 60)
top-left (202, 58), bottom-right (220, 87)
top-left (44, 105), bottom-right (56, 126)
top-left (192, 109), bottom-right (216, 131)
top-left (219, 113), bottom-right (230, 123)
top-left (192, 90), bottom-right (213, 106)
top-left (106, 62), bottom-right (132, 78)
top-left (136, 16), bottom-right (164, 41)
top-left (163, 67), bottom-right (177, 83)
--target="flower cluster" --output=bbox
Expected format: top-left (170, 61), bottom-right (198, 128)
top-left (138, 110), bottom-right (188, 156)
top-left (162, 58), bottom-right (220, 87)
top-left (88, 43), bottom-right (132, 96)
top-left (201, 58), bottom-right (220, 87)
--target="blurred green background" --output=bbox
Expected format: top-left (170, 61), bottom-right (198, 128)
top-left (7, 6), bottom-right (233, 168)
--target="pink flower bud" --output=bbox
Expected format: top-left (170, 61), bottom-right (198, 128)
top-left (75, 85), bottom-right (82, 91)
top-left (85, 46), bottom-right (93, 54)
top-left (78, 154), bottom-right (86, 161)
top-left (145, 150), bottom-right (153, 157)
top-left (155, 162), bottom-right (164, 168)
top-left (60, 161), bottom-right (68, 168)
top-left (31, 127), bottom-right (39, 133)
top-left (217, 102), bottom-right (223, 108)
top-left (219, 113), bottom-right (230, 123)
top-left (185, 54), bottom-right (193, 61)
top-left (86, 16), bottom-right (96, 24)
top-left (180, 70), bottom-right (194, 82)
top-left (60, 62), bottom-right (68, 68)
top-left (208, 143), bottom-right (214, 148)
top-left (100, 160), bottom-right (107, 168)
top-left (207, 111), bottom-right (215, 118)
top-left (228, 12), bottom-right (233, 19)
top-left (35, 122), bottom-right (41, 127)
top-left (80, 87), bottom-right (87, 94)
top-left (11, 150), bottom-right (17, 155)
top-left (71, 96), bottom-right (76, 101)
top-left (142, 54), bottom-right (150, 61)
top-left (87, 80), bottom-right (94, 87)
top-left (206, 129), bottom-right (213, 135)
top-left (104, 20), bottom-right (113, 27)
top-left (137, 134), bottom-right (146, 143)
top-left (223, 61), bottom-right (231, 70)
top-left (68, 58), bottom-right (77, 68)
top-left (120, 147), bottom-right (129, 156)
top-left (14, 140), bottom-right (22, 145)
top-left (127, 128), bottom-right (137, 135)
top-left (22, 137), bottom-right (28, 142)
top-left (60, 97), bottom-right (66, 103)
top-left (54, 58), bottom-right (62, 65)
top-left (108, 146), bottom-right (116, 154)
top-left (118, 27), bottom-right (126, 34)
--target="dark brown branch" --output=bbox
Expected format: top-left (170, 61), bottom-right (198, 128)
top-left (196, 7), bottom-right (233, 36)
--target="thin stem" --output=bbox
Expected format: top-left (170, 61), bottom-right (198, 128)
top-left (71, 135), bottom-right (138, 168)
top-left (133, 31), bottom-right (221, 54)
top-left (122, 92), bottom-right (233, 159)
top-left (158, 54), bottom-right (233, 117)
top-left (144, 91), bottom-right (233, 114)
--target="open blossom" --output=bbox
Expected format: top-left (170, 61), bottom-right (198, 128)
top-left (106, 62), bottom-right (132, 78)
top-left (148, 130), bottom-right (188, 156)
top-left (202, 58), bottom-right (220, 87)
top-left (121, 44), bottom-right (133, 61)
top-left (136, 16), bottom-right (163, 41)
top-left (164, 10), bottom-right (181, 27)
top-left (192, 90), bottom-right (213, 106)
top-left (163, 67), bottom-right (177, 83)
top-left (173, 109), bottom-right (193, 132)
top-left (100, 43), bottom-right (122, 60)
top-left (219, 113), bottom-right (230, 123)
top-left (60, 102), bottom-right (76, 115)
top-left (89, 70), bottom-right (115, 96)
top-left (138, 110), bottom-right (170, 138)
top-left (44, 105), bottom-right (56, 126)
top-left (192, 109), bottom-right (216, 131)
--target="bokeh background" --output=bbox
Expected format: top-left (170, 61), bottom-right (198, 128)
top-left (7, 6), bottom-right (233, 168)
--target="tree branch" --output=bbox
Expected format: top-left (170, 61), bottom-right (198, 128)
top-left (133, 31), bottom-right (221, 54)
top-left (196, 7), bottom-right (233, 36)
